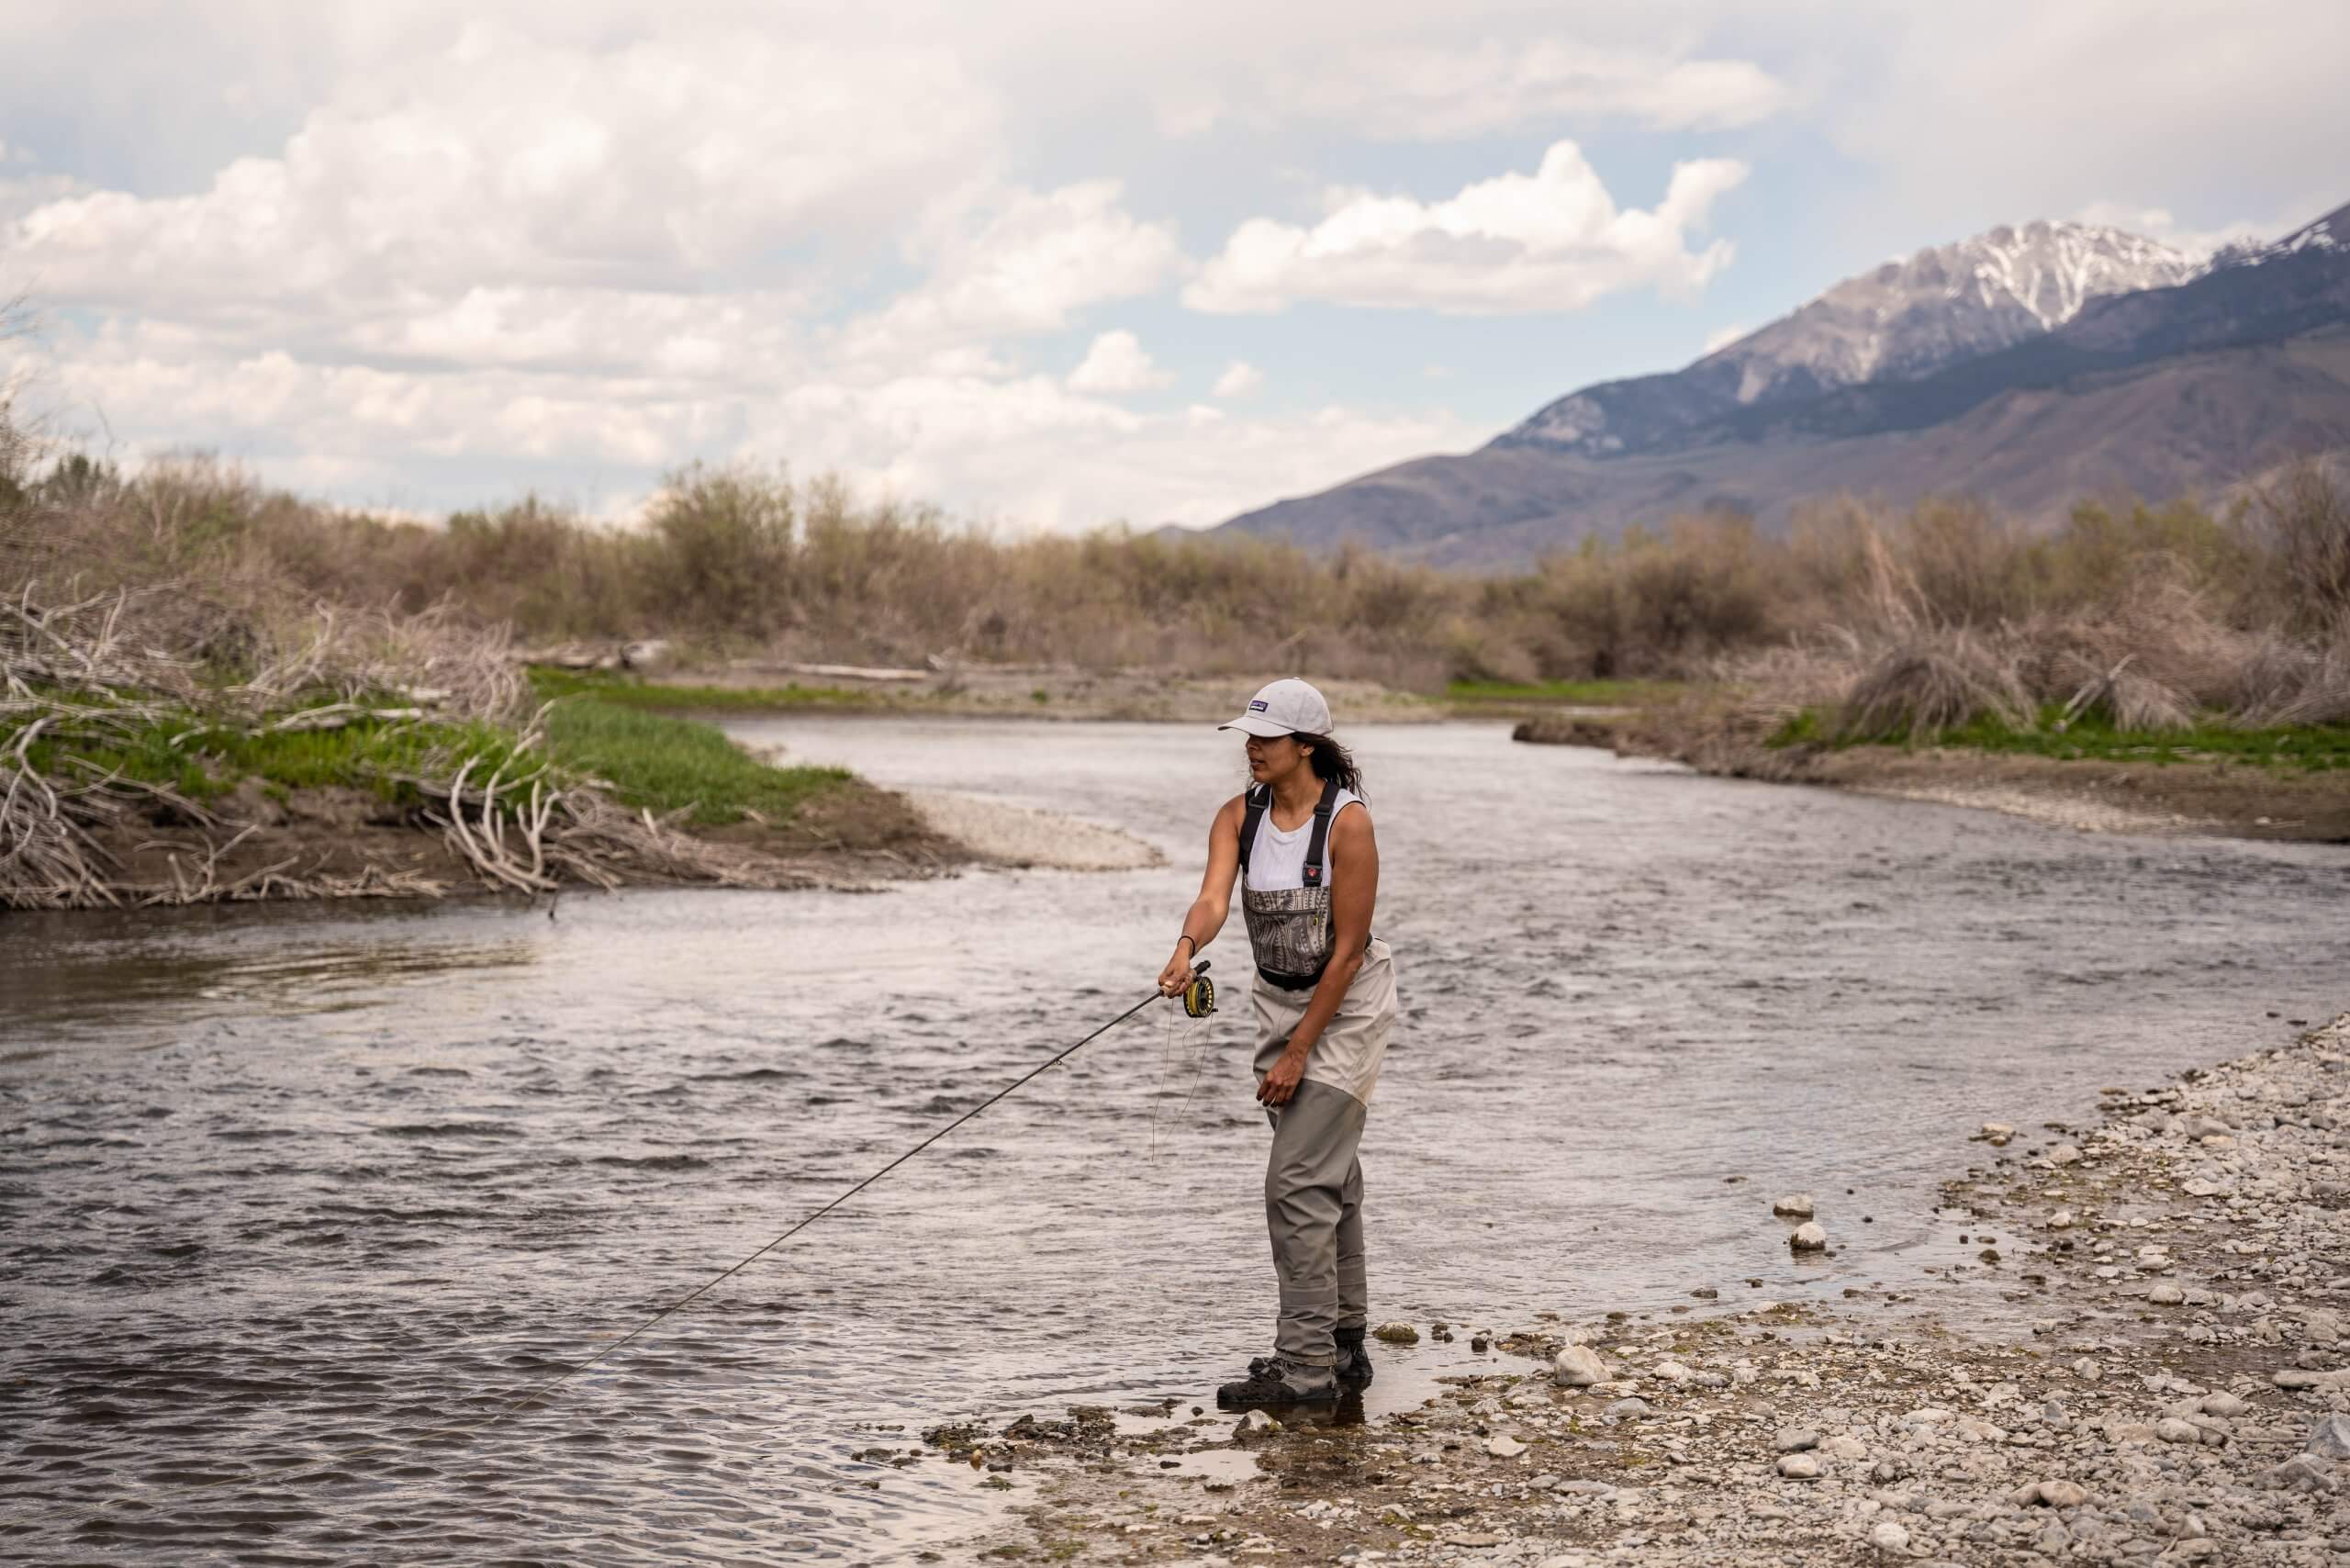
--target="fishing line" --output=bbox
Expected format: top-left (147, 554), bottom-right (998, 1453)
top-left (87, 963), bottom-right (1208, 1517)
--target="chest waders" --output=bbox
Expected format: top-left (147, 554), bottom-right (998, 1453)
top-left (1237, 776), bottom-right (1340, 990)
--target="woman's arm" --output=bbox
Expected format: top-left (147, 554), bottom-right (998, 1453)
top-left (1158, 794), bottom-right (1246, 996)
top-left (1256, 805), bottom-right (1378, 1106)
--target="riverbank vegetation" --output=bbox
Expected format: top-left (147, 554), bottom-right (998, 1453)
top-left (6, 375), bottom-right (2345, 871)
top-left (0, 427), bottom-right (934, 906)
top-left (12, 441), bottom-right (2344, 734)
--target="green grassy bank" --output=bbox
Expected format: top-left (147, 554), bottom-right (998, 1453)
top-left (5, 682), bottom-right (854, 830)
top-left (1766, 707), bottom-right (2350, 772)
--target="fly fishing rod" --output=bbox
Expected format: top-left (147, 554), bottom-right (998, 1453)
top-left (95, 960), bottom-right (1215, 1512)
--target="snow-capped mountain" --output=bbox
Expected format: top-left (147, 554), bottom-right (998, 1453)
top-left (1211, 199), bottom-right (2350, 568)
top-left (1503, 221), bottom-right (2204, 457)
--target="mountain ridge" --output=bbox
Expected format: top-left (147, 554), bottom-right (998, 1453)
top-left (1213, 201), bottom-right (2350, 569)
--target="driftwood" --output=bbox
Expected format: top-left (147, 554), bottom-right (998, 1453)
top-left (3, 587), bottom-right (855, 910)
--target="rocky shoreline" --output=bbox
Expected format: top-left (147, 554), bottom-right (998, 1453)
top-left (935, 1014), bottom-right (2350, 1565)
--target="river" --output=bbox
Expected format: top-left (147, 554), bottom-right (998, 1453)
top-left (3, 719), bottom-right (2344, 1562)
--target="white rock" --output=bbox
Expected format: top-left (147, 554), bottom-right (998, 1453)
top-left (2154, 1417), bottom-right (2202, 1444)
top-left (2048, 1143), bottom-right (2083, 1166)
top-left (2200, 1392), bottom-right (2248, 1417)
top-left (2032, 1479), bottom-right (2089, 1507)
top-left (1776, 1452), bottom-right (1822, 1480)
top-left (2309, 1414), bottom-right (2350, 1460)
top-left (1978, 1123), bottom-right (2015, 1146)
top-left (1552, 1345), bottom-right (1608, 1388)
top-left (1483, 1434), bottom-right (1528, 1459)
top-left (2148, 1282), bottom-right (2186, 1305)
top-left (1651, 1360), bottom-right (1694, 1384)
top-left (1821, 1435), bottom-right (1869, 1460)
top-left (2047, 1208), bottom-right (2075, 1229)
top-left (1234, 1410), bottom-right (1274, 1437)
top-left (1772, 1193), bottom-right (1815, 1217)
top-left (1790, 1221), bottom-right (1828, 1252)
top-left (1869, 1520), bottom-right (1910, 1552)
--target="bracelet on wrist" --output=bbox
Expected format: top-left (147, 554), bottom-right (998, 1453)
top-left (1175, 934), bottom-right (1196, 957)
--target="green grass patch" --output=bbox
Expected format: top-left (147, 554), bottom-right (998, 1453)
top-left (529, 666), bottom-right (905, 712)
top-left (1448, 678), bottom-right (1682, 706)
top-left (5, 686), bottom-right (856, 829)
top-left (1768, 705), bottom-right (2350, 772)
top-left (10, 705), bottom-right (525, 804)
top-left (537, 693), bottom-right (850, 825)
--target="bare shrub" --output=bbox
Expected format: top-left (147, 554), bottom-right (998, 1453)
top-left (1837, 628), bottom-right (2032, 740)
top-left (2236, 459), bottom-right (2350, 640)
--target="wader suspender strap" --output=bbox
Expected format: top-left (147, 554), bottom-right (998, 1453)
top-left (1302, 776), bottom-right (1339, 888)
top-left (1237, 778), bottom-right (1342, 884)
top-left (1237, 785), bottom-right (1269, 878)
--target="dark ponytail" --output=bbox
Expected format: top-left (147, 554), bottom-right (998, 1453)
top-left (1292, 733), bottom-right (1364, 799)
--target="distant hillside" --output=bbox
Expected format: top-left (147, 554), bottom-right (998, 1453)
top-left (1214, 202), bottom-right (2350, 567)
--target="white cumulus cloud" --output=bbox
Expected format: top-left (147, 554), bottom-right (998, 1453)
top-left (840, 182), bottom-right (1185, 370)
top-left (1065, 330), bottom-right (1171, 393)
top-left (1185, 141), bottom-right (1747, 316)
top-left (1212, 360), bottom-right (1264, 398)
top-left (4, 23), bottom-right (999, 330)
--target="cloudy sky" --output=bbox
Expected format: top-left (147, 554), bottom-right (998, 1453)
top-left (2, 1), bottom-right (2342, 530)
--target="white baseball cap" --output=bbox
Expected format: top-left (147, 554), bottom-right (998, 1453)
top-left (1218, 678), bottom-right (1334, 738)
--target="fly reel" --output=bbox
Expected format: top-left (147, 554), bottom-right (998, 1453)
top-left (1179, 957), bottom-right (1216, 1018)
top-left (1182, 973), bottom-right (1216, 1019)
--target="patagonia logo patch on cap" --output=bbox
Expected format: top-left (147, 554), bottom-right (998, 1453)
top-left (1248, 699), bottom-right (1269, 711)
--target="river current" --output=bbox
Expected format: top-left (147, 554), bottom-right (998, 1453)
top-left (4, 719), bottom-right (2344, 1562)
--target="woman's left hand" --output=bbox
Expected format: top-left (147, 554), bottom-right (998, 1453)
top-left (1257, 1043), bottom-right (1311, 1106)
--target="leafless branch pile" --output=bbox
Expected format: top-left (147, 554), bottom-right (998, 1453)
top-left (1, 587), bottom-right (847, 911)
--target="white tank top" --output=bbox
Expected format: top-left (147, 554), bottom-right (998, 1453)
top-left (1243, 788), bottom-right (1363, 891)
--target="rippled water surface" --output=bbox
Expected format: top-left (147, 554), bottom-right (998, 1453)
top-left (5, 719), bottom-right (2345, 1562)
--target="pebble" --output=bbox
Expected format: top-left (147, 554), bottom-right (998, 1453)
top-left (1483, 1434), bottom-right (1527, 1458)
top-left (2309, 1415), bottom-right (2350, 1461)
top-left (2200, 1393), bottom-right (2247, 1417)
top-left (2049, 1142), bottom-right (2083, 1166)
top-left (1776, 1453), bottom-right (1822, 1480)
top-left (1774, 1428), bottom-right (1819, 1453)
top-left (1600, 1397), bottom-right (1651, 1425)
top-left (1371, 1321), bottom-right (1418, 1344)
top-left (1651, 1359), bottom-right (1694, 1384)
top-left (1979, 1123), bottom-right (2015, 1146)
top-left (1772, 1193), bottom-right (1815, 1217)
top-left (1790, 1221), bottom-right (1828, 1252)
top-left (2155, 1417), bottom-right (2202, 1444)
top-left (2148, 1282), bottom-right (2185, 1305)
top-left (2031, 1479), bottom-right (2089, 1507)
top-left (1551, 1346), bottom-right (1608, 1387)
top-left (1868, 1520), bottom-right (1910, 1552)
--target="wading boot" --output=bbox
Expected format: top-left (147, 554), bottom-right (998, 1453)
top-left (1216, 1357), bottom-right (1338, 1411)
top-left (1248, 1328), bottom-right (1373, 1391)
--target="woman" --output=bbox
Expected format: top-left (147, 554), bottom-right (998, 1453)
top-left (1157, 677), bottom-right (1399, 1409)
